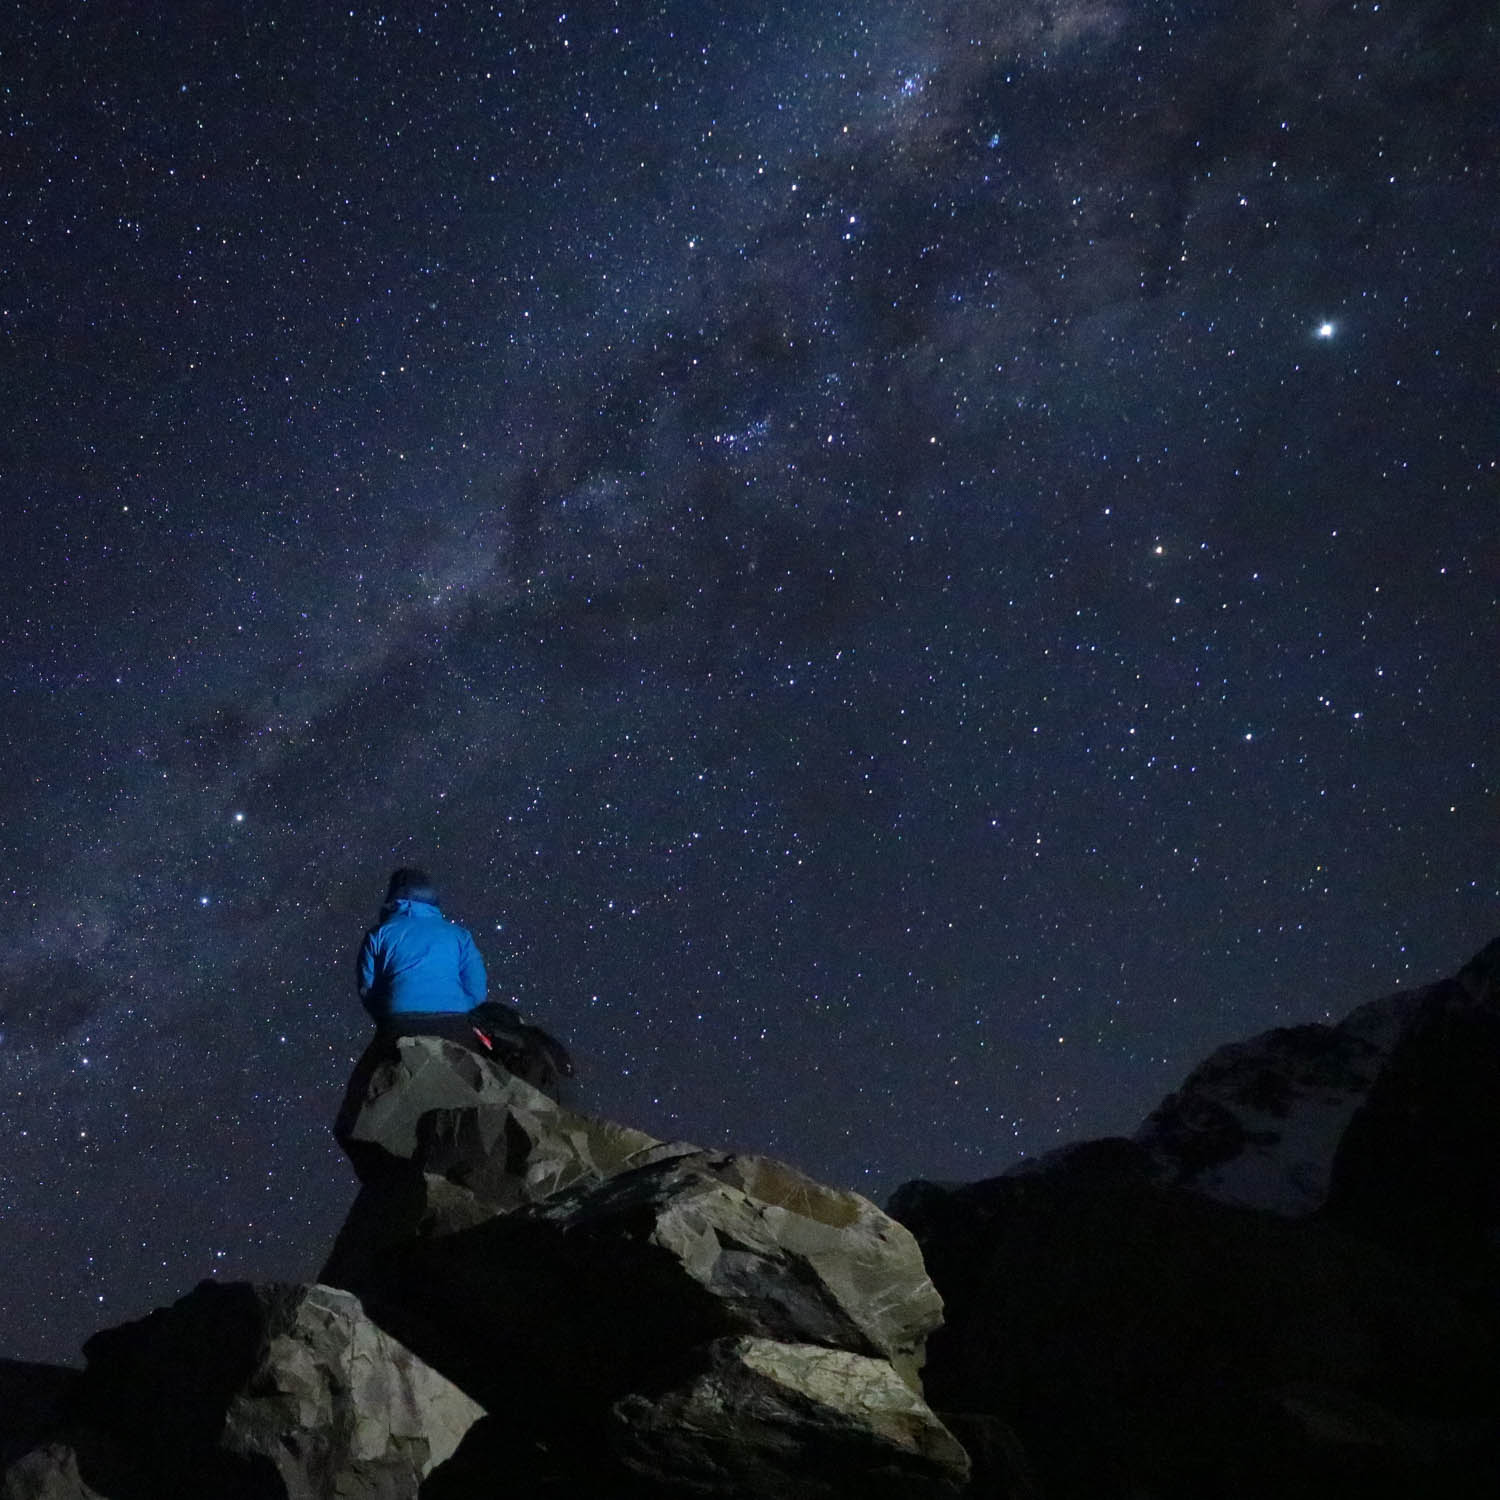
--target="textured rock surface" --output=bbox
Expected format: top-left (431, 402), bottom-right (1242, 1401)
top-left (334, 1031), bottom-right (669, 1201)
top-left (321, 1035), bottom-right (960, 1493)
top-left (221, 1283), bottom-right (482, 1495)
top-left (59, 1281), bottom-right (482, 1500)
top-left (613, 1336), bottom-right (969, 1498)
top-left (9, 940), bottom-right (1500, 1497)
top-left (1135, 936), bottom-right (1500, 1242)
top-left (326, 1036), bottom-right (944, 1393)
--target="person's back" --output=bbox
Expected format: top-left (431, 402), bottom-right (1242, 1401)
top-left (358, 868), bottom-right (486, 1024)
top-left (353, 865), bottom-right (574, 1099)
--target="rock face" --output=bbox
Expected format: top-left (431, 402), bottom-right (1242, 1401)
top-left (321, 1033), bottom-right (965, 1495)
top-left (11, 1282), bottom-right (482, 1500)
top-left (893, 939), bottom-right (1500, 1498)
top-left (1134, 935), bottom-right (1500, 1263)
top-left (0, 1033), bottom-right (964, 1499)
top-left (613, 1337), bottom-right (972, 1499)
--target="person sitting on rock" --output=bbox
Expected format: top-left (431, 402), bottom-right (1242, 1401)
top-left (357, 867), bottom-right (488, 1047)
top-left (355, 866), bottom-right (575, 1096)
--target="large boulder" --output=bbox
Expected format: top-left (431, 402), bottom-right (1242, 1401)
top-left (323, 1034), bottom-right (964, 1494)
top-left (332, 1030), bottom-right (675, 1205)
top-left (32, 1282), bottom-right (484, 1500)
top-left (1, 1443), bottom-right (107, 1500)
top-left (328, 1037), bottom-right (942, 1384)
top-left (613, 1336), bottom-right (970, 1498)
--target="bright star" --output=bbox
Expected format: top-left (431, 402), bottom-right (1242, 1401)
top-left (1315, 321), bottom-right (1336, 339)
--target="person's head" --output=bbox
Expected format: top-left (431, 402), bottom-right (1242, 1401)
top-left (384, 867), bottom-right (439, 906)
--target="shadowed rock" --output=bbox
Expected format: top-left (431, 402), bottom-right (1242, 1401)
top-left (327, 1036), bottom-right (943, 1389)
top-left (0, 1362), bottom-right (79, 1471)
top-left (9, 940), bottom-right (1500, 1498)
top-left (894, 1150), bottom-right (1500, 1498)
top-left (2, 1441), bottom-right (109, 1500)
top-left (613, 1336), bottom-right (969, 1498)
top-left (333, 1029), bottom-right (673, 1201)
top-left (323, 1034), bottom-right (963, 1493)
top-left (26, 1282), bottom-right (482, 1500)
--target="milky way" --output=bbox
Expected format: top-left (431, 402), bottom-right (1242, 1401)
top-left (2, 0), bottom-right (1495, 1363)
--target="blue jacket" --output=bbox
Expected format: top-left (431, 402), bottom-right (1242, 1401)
top-left (357, 898), bottom-right (487, 1020)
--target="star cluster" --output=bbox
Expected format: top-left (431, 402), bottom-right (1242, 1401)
top-left (1, 0), bottom-right (1495, 1364)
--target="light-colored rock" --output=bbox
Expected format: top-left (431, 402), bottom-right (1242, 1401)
top-left (524, 1149), bottom-right (944, 1389)
top-left (1133, 1018), bottom-right (1392, 1215)
top-left (220, 1284), bottom-right (483, 1494)
top-left (326, 1038), bottom-right (945, 1393)
top-left (613, 1336), bottom-right (969, 1498)
top-left (77, 1281), bottom-right (482, 1500)
top-left (0, 1444), bottom-right (108, 1500)
top-left (334, 1033), bottom-right (681, 1205)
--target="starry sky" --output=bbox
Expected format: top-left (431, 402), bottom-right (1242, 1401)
top-left (2, 0), bottom-right (1495, 1365)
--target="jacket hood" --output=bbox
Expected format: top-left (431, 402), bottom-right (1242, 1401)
top-left (380, 894), bottom-right (442, 920)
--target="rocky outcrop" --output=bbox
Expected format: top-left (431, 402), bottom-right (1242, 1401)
top-left (2, 1442), bottom-right (108, 1500)
top-left (613, 1336), bottom-right (972, 1498)
top-left (1, 1033), bottom-right (964, 1498)
top-left (328, 1039), bottom-right (942, 1378)
top-left (322, 1034), bottom-right (965, 1494)
top-left (7, 1282), bottom-right (482, 1500)
top-left (8, 939), bottom-right (1499, 1498)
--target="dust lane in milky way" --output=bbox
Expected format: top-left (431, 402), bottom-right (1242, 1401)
top-left (0, 0), bottom-right (1494, 1363)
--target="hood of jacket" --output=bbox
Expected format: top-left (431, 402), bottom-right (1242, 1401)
top-left (379, 895), bottom-right (442, 922)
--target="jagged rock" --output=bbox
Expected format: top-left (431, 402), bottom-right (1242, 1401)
top-left (319, 1034), bottom-right (956, 1492)
top-left (63, 1281), bottom-right (482, 1500)
top-left (1135, 936), bottom-right (1500, 1251)
top-left (612, 1337), bottom-right (969, 1498)
top-left (333, 1030), bottom-right (675, 1200)
top-left (325, 1036), bottom-right (944, 1399)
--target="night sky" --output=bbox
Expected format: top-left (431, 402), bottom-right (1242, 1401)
top-left (2, 0), bottom-right (1495, 1366)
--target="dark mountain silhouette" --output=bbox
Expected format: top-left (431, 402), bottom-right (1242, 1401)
top-left (3, 939), bottom-right (1498, 1497)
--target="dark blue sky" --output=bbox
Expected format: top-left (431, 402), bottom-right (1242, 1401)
top-left (2, 0), bottom-right (1495, 1364)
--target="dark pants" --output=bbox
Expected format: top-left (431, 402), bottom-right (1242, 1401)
top-left (377, 1011), bottom-right (484, 1050)
top-left (374, 1008), bottom-right (572, 1102)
